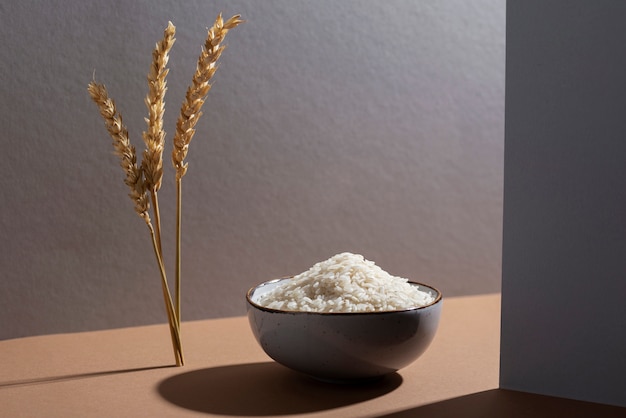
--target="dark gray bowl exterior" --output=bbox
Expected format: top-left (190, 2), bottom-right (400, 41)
top-left (246, 278), bottom-right (442, 381)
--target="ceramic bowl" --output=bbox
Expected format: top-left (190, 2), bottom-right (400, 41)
top-left (246, 278), bottom-right (442, 382)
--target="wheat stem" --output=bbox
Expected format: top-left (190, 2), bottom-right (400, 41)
top-left (148, 222), bottom-right (184, 366)
top-left (175, 179), bottom-right (182, 328)
top-left (150, 189), bottom-right (163, 256)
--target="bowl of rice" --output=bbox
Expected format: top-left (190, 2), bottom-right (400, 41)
top-left (246, 252), bottom-right (442, 382)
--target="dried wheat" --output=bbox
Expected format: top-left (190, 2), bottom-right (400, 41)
top-left (142, 22), bottom-right (176, 192)
top-left (87, 14), bottom-right (242, 367)
top-left (141, 22), bottom-right (176, 256)
top-left (87, 81), bottom-right (151, 225)
top-left (171, 13), bottom-right (242, 328)
top-left (171, 13), bottom-right (243, 179)
top-left (88, 80), bottom-right (183, 366)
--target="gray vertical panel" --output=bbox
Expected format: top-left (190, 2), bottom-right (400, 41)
top-left (501, 0), bottom-right (626, 407)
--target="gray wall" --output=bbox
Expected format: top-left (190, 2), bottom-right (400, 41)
top-left (0, 0), bottom-right (505, 340)
top-left (501, 0), bottom-right (626, 407)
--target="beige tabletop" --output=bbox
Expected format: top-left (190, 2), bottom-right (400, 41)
top-left (1, 294), bottom-right (623, 417)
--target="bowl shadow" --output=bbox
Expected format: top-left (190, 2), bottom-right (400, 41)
top-left (157, 361), bottom-right (402, 416)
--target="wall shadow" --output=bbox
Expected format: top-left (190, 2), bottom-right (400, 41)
top-left (157, 362), bottom-right (402, 416)
top-left (376, 389), bottom-right (625, 418)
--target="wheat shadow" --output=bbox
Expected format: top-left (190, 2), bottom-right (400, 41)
top-left (0, 365), bottom-right (175, 388)
top-left (157, 361), bottom-right (402, 416)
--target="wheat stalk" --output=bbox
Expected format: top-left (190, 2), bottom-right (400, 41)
top-left (171, 13), bottom-right (243, 327)
top-left (142, 22), bottom-right (176, 257)
top-left (88, 80), bottom-right (184, 366)
top-left (141, 21), bottom-right (184, 366)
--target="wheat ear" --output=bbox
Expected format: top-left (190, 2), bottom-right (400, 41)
top-left (171, 14), bottom-right (242, 179)
top-left (142, 22), bottom-right (176, 258)
top-left (87, 82), bottom-right (151, 224)
top-left (171, 14), bottom-right (243, 327)
top-left (88, 80), bottom-right (184, 366)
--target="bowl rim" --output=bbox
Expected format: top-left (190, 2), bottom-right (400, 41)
top-left (246, 277), bottom-right (443, 315)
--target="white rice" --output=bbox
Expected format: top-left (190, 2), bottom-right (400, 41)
top-left (256, 252), bottom-right (435, 312)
